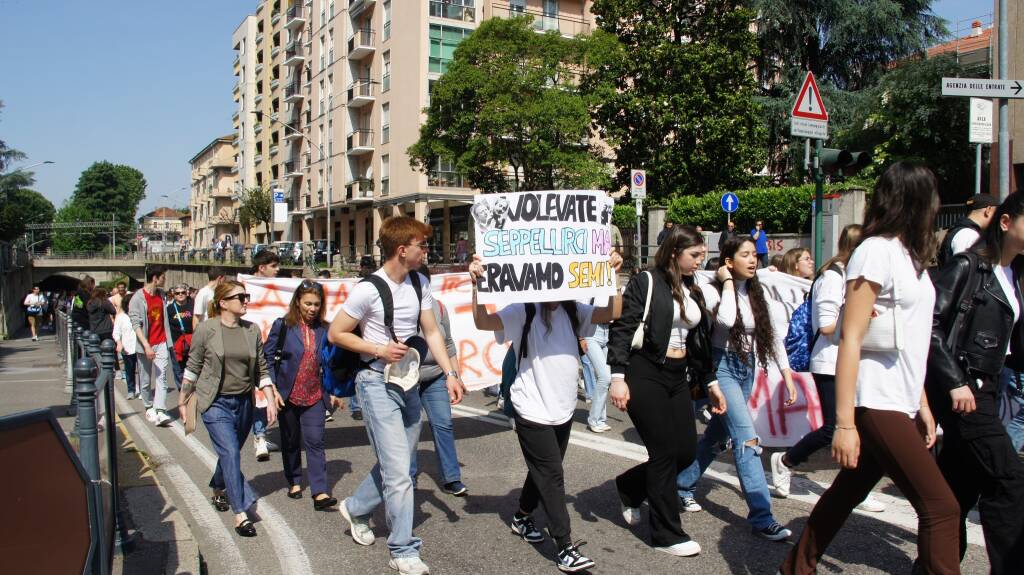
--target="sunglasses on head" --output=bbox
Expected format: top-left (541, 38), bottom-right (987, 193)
top-left (222, 293), bottom-right (251, 304)
top-left (299, 279), bottom-right (323, 291)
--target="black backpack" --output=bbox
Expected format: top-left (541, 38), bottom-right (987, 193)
top-left (937, 217), bottom-right (981, 267)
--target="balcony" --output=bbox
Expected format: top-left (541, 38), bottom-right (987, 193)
top-left (254, 123), bottom-right (264, 135)
top-left (271, 45), bottom-right (281, 59)
top-left (429, 1), bottom-right (476, 23)
top-left (286, 5), bottom-right (306, 30)
top-left (270, 144), bottom-right (279, 156)
top-left (255, 93), bottom-right (264, 106)
top-left (270, 78), bottom-right (280, 90)
top-left (346, 179), bottom-right (373, 203)
top-left (428, 170), bottom-right (469, 188)
top-left (284, 123), bottom-right (304, 141)
top-left (256, 62), bottom-right (264, 75)
top-left (271, 10), bottom-right (281, 26)
top-left (347, 79), bottom-right (376, 107)
top-left (233, 54), bottom-right (241, 70)
top-left (485, 2), bottom-right (590, 37)
top-left (284, 82), bottom-right (304, 103)
top-left (256, 33), bottom-right (264, 45)
top-left (284, 43), bottom-right (305, 66)
top-left (346, 130), bottom-right (375, 155)
top-left (348, 0), bottom-right (376, 18)
top-left (347, 29), bottom-right (375, 60)
top-left (284, 161), bottom-right (303, 178)
top-left (255, 154), bottom-right (264, 165)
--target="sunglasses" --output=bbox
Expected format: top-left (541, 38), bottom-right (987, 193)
top-left (172, 290), bottom-right (187, 296)
top-left (299, 279), bottom-right (324, 291)
top-left (222, 293), bottom-right (251, 304)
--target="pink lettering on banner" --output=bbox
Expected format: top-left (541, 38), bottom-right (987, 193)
top-left (749, 369), bottom-right (823, 447)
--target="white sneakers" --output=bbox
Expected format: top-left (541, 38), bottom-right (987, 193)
top-left (680, 497), bottom-right (702, 513)
top-left (154, 411), bottom-right (173, 427)
top-left (621, 504), bottom-right (641, 527)
top-left (856, 494), bottom-right (887, 513)
top-left (770, 452), bottom-right (792, 498)
top-left (389, 556), bottom-right (430, 575)
top-left (588, 423), bottom-right (612, 433)
top-left (655, 540), bottom-right (701, 557)
top-left (145, 408), bottom-right (157, 423)
top-left (340, 498), bottom-right (376, 546)
top-left (254, 436), bottom-right (270, 461)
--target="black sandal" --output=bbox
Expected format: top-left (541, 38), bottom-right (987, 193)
top-left (313, 495), bottom-right (338, 511)
top-left (211, 493), bottom-right (230, 512)
top-left (287, 487), bottom-right (303, 500)
top-left (235, 519), bottom-right (257, 537)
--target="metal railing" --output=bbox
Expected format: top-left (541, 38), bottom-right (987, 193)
top-left (32, 250), bottom-right (143, 261)
top-left (485, 2), bottom-right (590, 36)
top-left (937, 203), bottom-right (970, 229)
top-left (430, 1), bottom-right (476, 22)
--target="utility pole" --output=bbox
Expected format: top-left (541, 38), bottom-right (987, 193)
top-left (999, 0), bottom-right (1010, 199)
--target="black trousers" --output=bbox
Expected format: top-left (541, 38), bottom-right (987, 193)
top-left (616, 355), bottom-right (697, 547)
top-left (785, 373), bottom-right (837, 466)
top-left (514, 415), bottom-right (573, 548)
top-left (931, 376), bottom-right (1024, 574)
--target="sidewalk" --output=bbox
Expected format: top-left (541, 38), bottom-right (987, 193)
top-left (0, 328), bottom-right (201, 575)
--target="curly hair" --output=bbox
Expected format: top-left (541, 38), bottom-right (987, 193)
top-left (718, 237), bottom-right (778, 367)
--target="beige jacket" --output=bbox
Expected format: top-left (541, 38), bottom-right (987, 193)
top-left (183, 318), bottom-right (272, 414)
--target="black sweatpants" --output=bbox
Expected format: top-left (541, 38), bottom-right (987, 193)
top-left (931, 377), bottom-right (1024, 574)
top-left (514, 415), bottom-right (574, 548)
top-left (616, 355), bottom-right (698, 547)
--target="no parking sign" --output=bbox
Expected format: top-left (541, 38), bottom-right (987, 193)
top-left (630, 169), bottom-right (646, 199)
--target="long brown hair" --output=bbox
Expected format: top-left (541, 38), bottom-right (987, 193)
top-left (209, 280), bottom-right (245, 318)
top-left (653, 224), bottom-right (707, 321)
top-left (862, 162), bottom-right (939, 274)
top-left (718, 237), bottom-right (778, 367)
top-left (284, 280), bottom-right (326, 327)
top-left (781, 248), bottom-right (810, 277)
top-left (88, 287), bottom-right (108, 305)
top-left (817, 224), bottom-right (863, 275)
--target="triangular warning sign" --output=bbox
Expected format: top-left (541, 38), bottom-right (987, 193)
top-left (791, 72), bottom-right (829, 121)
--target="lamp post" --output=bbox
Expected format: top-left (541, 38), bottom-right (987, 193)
top-left (254, 111), bottom-right (332, 268)
top-left (1, 160), bottom-right (54, 202)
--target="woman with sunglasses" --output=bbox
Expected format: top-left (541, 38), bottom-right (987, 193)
top-left (167, 284), bottom-right (194, 391)
top-left (179, 280), bottom-right (282, 537)
top-left (264, 280), bottom-right (339, 511)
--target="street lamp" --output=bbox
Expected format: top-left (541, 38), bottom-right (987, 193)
top-left (1, 160), bottom-right (55, 201)
top-left (253, 110), bottom-right (333, 268)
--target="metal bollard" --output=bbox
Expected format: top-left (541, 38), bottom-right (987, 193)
top-left (74, 356), bottom-right (109, 575)
top-left (87, 332), bottom-right (101, 358)
top-left (100, 339), bottom-right (131, 553)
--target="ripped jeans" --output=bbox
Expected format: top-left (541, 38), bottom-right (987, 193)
top-left (676, 348), bottom-right (778, 530)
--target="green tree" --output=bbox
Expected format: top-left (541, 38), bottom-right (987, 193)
top-left (586, 0), bottom-right (767, 201)
top-left (71, 161), bottom-right (147, 227)
top-left (238, 186), bottom-right (273, 241)
top-left (51, 200), bottom-right (99, 252)
top-left (0, 189), bottom-right (55, 243)
top-left (409, 16), bottom-right (611, 193)
top-left (837, 54), bottom-right (973, 202)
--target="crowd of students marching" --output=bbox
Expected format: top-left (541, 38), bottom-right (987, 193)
top-left (46, 161), bottom-right (1024, 574)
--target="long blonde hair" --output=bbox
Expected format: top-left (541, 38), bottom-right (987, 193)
top-left (209, 280), bottom-right (245, 318)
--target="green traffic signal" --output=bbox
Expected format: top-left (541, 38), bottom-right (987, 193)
top-left (820, 148), bottom-right (872, 176)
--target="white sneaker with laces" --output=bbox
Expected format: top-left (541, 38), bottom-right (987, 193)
top-left (770, 452), bottom-right (792, 498)
top-left (588, 423), bottom-right (612, 433)
top-left (155, 411), bottom-right (173, 427)
top-left (388, 556), bottom-right (429, 575)
top-left (680, 496), bottom-right (702, 513)
top-left (254, 437), bottom-right (270, 461)
top-left (145, 408), bottom-right (157, 423)
top-left (856, 494), bottom-right (886, 513)
top-left (655, 539), bottom-right (701, 557)
top-left (621, 504), bottom-right (641, 527)
top-left (340, 498), bottom-right (376, 546)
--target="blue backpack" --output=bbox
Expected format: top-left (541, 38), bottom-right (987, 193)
top-left (784, 263), bottom-right (841, 372)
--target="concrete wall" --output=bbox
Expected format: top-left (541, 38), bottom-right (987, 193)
top-left (1, 264), bottom-right (34, 340)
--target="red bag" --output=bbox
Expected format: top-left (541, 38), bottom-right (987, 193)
top-left (174, 333), bottom-right (192, 363)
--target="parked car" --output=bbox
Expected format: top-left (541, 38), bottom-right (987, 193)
top-left (251, 243), bottom-right (268, 257)
top-left (272, 241), bottom-right (302, 265)
top-left (310, 239), bottom-right (340, 263)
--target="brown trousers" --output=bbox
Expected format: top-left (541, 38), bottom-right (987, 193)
top-left (781, 408), bottom-right (962, 575)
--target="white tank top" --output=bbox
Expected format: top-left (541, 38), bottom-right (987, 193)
top-left (668, 286), bottom-right (702, 350)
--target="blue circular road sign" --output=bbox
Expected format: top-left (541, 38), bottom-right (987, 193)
top-left (720, 192), bottom-right (739, 213)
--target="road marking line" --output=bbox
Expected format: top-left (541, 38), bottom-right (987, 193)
top-left (450, 404), bottom-right (986, 546)
top-left (114, 391), bottom-right (251, 574)
top-left (166, 420), bottom-right (314, 574)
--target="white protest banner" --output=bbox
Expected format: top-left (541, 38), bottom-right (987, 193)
top-left (471, 190), bottom-right (617, 305)
top-left (241, 268), bottom-right (822, 447)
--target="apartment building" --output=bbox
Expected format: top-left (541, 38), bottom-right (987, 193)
top-left (233, 0), bottom-right (595, 260)
top-left (188, 136), bottom-right (241, 247)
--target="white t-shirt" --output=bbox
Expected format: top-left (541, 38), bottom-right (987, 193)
top-left (699, 280), bottom-right (791, 371)
top-left (23, 293), bottom-right (45, 308)
top-left (950, 227), bottom-right (981, 255)
top-left (846, 236), bottom-right (935, 417)
top-left (341, 269), bottom-right (433, 372)
top-left (809, 266), bottom-right (846, 375)
top-left (498, 303), bottom-right (596, 426)
top-left (193, 285), bottom-right (215, 322)
top-left (112, 312), bottom-right (138, 355)
top-left (994, 263), bottom-right (1021, 355)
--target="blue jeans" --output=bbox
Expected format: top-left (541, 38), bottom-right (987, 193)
top-left (202, 393), bottom-right (258, 514)
top-left (999, 367), bottom-right (1024, 452)
top-left (121, 351), bottom-right (138, 396)
top-left (349, 393), bottom-right (361, 413)
top-left (676, 349), bottom-right (777, 530)
top-left (411, 374), bottom-right (462, 484)
top-left (167, 344), bottom-right (183, 390)
top-left (347, 369), bottom-right (424, 558)
top-left (582, 355), bottom-right (595, 401)
top-left (585, 324), bottom-right (611, 428)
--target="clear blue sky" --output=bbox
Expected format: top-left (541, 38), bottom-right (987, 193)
top-left (0, 0), bottom-right (999, 220)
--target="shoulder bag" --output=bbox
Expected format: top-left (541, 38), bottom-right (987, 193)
top-left (630, 271), bottom-right (653, 350)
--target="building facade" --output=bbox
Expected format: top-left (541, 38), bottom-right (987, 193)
top-left (140, 208), bottom-right (189, 236)
top-left (233, 0), bottom-right (595, 261)
top-left (189, 136), bottom-right (241, 247)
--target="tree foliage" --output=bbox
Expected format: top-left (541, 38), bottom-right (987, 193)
top-left (71, 161), bottom-right (147, 226)
top-left (51, 200), bottom-right (99, 252)
top-left (585, 0), bottom-right (767, 201)
top-left (238, 186), bottom-right (273, 240)
top-left (409, 16), bottom-right (611, 193)
top-left (0, 188), bottom-right (55, 242)
top-left (836, 54), bottom-right (973, 202)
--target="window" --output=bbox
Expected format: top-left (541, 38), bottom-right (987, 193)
top-left (328, 29), bottom-right (334, 64)
top-left (319, 35), bottom-right (325, 70)
top-left (381, 103), bottom-right (390, 144)
top-left (381, 154), bottom-right (390, 196)
top-left (428, 78), bottom-right (437, 106)
top-left (509, 0), bottom-right (525, 13)
top-left (428, 24), bottom-right (472, 74)
top-left (384, 1), bottom-right (392, 40)
top-left (319, 79), bottom-right (325, 114)
top-left (430, 156), bottom-right (464, 187)
top-left (328, 120), bottom-right (334, 155)
top-left (429, 0), bottom-right (475, 22)
top-left (382, 51), bottom-right (391, 91)
top-left (538, 0), bottom-right (558, 32)
top-left (327, 73), bottom-right (333, 105)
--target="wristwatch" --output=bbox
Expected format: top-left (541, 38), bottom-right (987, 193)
top-left (445, 370), bottom-right (461, 380)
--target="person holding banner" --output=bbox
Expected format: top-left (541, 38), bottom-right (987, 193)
top-left (328, 216), bottom-right (464, 575)
top-left (179, 280), bottom-right (281, 538)
top-left (469, 250), bottom-right (623, 574)
top-left (675, 236), bottom-right (797, 542)
top-left (607, 225), bottom-right (727, 557)
top-left (781, 163), bottom-right (960, 575)
top-left (264, 280), bottom-right (339, 511)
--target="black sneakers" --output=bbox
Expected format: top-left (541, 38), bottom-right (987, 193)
top-left (557, 541), bottom-right (595, 573)
top-left (754, 521), bottom-right (792, 541)
top-left (510, 514), bottom-right (544, 544)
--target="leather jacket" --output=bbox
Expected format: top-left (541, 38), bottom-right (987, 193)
top-left (608, 268), bottom-right (716, 389)
top-left (927, 251), bottom-right (1023, 392)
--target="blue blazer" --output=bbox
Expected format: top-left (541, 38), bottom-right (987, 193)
top-left (264, 317), bottom-right (329, 409)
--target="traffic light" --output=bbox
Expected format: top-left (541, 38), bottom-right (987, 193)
top-left (819, 148), bottom-right (872, 177)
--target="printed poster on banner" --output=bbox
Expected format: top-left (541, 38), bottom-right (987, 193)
top-left (470, 190), bottom-right (617, 305)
